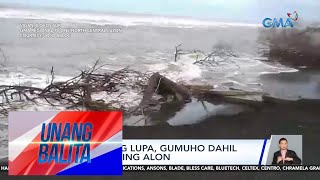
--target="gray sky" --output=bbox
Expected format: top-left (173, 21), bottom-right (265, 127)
top-left (0, 0), bottom-right (319, 23)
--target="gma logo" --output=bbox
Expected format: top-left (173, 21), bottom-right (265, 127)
top-left (262, 18), bottom-right (294, 28)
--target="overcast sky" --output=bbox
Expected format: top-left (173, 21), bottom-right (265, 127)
top-left (0, 0), bottom-right (319, 23)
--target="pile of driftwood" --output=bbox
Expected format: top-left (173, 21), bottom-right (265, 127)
top-left (0, 44), bottom-right (242, 117)
top-left (0, 58), bottom-right (252, 118)
top-left (2, 61), bottom-right (319, 118)
top-left (0, 60), bottom-right (152, 115)
top-left (1, 44), bottom-right (320, 118)
top-left (0, 65), bottom-right (192, 116)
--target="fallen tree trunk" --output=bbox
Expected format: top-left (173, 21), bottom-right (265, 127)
top-left (139, 73), bottom-right (191, 108)
top-left (190, 87), bottom-right (320, 108)
top-left (262, 94), bottom-right (320, 106)
top-left (195, 92), bottom-right (264, 108)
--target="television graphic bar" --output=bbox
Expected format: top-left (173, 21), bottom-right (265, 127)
top-left (8, 111), bottom-right (123, 176)
top-left (122, 135), bottom-right (303, 166)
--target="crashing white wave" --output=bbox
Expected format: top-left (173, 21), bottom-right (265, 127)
top-left (146, 54), bottom-right (202, 83)
top-left (0, 7), bottom-right (260, 28)
top-left (145, 53), bottom-right (298, 91)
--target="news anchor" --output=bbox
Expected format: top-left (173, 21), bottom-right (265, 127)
top-left (272, 138), bottom-right (302, 165)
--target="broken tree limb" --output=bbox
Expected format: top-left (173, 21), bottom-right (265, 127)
top-left (138, 72), bottom-right (191, 108)
top-left (174, 44), bottom-right (183, 62)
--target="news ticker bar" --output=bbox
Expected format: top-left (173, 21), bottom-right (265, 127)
top-left (2, 165), bottom-right (320, 173)
top-left (123, 165), bottom-right (320, 172)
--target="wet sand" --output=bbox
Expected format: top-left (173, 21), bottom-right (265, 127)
top-left (260, 69), bottom-right (320, 100)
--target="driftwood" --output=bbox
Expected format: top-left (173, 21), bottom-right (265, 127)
top-left (262, 95), bottom-right (320, 106)
top-left (1, 64), bottom-right (319, 118)
top-left (139, 73), bottom-right (191, 108)
top-left (189, 86), bottom-right (264, 108)
top-left (126, 72), bottom-right (193, 125)
top-left (1, 48), bottom-right (319, 120)
top-left (174, 44), bottom-right (183, 62)
top-left (0, 45), bottom-right (249, 118)
top-left (188, 85), bottom-right (320, 108)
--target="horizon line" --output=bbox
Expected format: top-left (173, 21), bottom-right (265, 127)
top-left (0, 2), bottom-right (261, 25)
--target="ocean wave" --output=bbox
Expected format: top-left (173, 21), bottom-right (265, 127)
top-left (0, 7), bottom-right (260, 28)
top-left (144, 53), bottom-right (298, 92)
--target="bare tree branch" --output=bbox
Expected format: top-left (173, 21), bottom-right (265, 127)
top-left (174, 44), bottom-right (183, 62)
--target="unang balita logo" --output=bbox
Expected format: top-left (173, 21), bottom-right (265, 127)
top-left (262, 11), bottom-right (298, 28)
